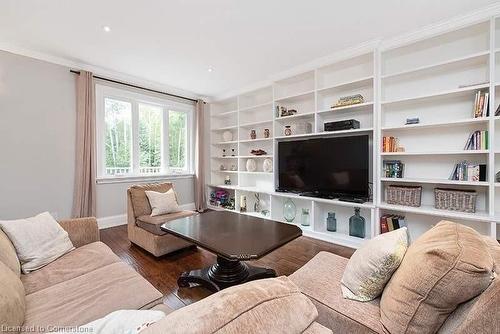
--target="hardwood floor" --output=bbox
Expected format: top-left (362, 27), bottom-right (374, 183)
top-left (100, 224), bottom-right (354, 311)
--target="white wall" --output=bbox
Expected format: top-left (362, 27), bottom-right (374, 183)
top-left (0, 50), bottom-right (195, 221)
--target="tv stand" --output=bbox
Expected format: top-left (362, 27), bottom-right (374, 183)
top-left (338, 196), bottom-right (367, 204)
top-left (299, 191), bottom-right (339, 200)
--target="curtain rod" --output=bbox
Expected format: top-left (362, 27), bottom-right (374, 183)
top-left (70, 70), bottom-right (200, 103)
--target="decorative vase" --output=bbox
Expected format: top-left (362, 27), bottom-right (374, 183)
top-left (222, 149), bottom-right (226, 157)
top-left (246, 159), bottom-right (257, 172)
top-left (264, 128), bottom-right (270, 138)
top-left (230, 164), bottom-right (237, 171)
top-left (301, 208), bottom-right (310, 226)
top-left (220, 164), bottom-right (226, 171)
top-left (231, 148), bottom-right (236, 156)
top-left (222, 131), bottom-right (233, 142)
top-left (284, 126), bottom-right (292, 136)
top-left (349, 208), bottom-right (366, 238)
top-left (250, 129), bottom-right (256, 140)
top-left (263, 158), bottom-right (273, 173)
top-left (240, 195), bottom-right (247, 212)
top-left (224, 176), bottom-right (231, 185)
top-left (254, 193), bottom-right (261, 212)
top-left (326, 212), bottom-right (337, 232)
top-left (283, 198), bottom-right (296, 223)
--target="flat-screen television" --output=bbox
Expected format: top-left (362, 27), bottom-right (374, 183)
top-left (277, 135), bottom-right (369, 198)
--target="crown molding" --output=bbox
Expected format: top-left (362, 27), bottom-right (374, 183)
top-left (0, 42), bottom-right (201, 100)
top-left (380, 3), bottom-right (500, 51)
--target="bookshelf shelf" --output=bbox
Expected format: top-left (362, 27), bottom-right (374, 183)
top-left (381, 84), bottom-right (490, 105)
top-left (239, 138), bottom-right (273, 143)
top-left (212, 170), bottom-right (239, 174)
top-left (239, 119), bottom-right (273, 127)
top-left (381, 51), bottom-right (490, 79)
top-left (316, 102), bottom-right (374, 114)
top-left (212, 125), bottom-right (238, 131)
top-left (275, 111), bottom-right (315, 121)
top-left (212, 140), bottom-right (238, 145)
top-left (381, 150), bottom-right (489, 156)
top-left (381, 118), bottom-right (489, 131)
top-left (380, 177), bottom-right (490, 187)
top-left (316, 76), bottom-right (374, 92)
top-left (238, 102), bottom-right (273, 112)
top-left (379, 203), bottom-right (496, 223)
top-left (211, 110), bottom-right (238, 117)
top-left (211, 156), bottom-right (238, 159)
top-left (274, 90), bottom-right (315, 102)
top-left (238, 155), bottom-right (273, 158)
top-left (275, 128), bottom-right (373, 140)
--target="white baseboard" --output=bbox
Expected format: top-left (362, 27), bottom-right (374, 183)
top-left (96, 202), bottom-right (196, 229)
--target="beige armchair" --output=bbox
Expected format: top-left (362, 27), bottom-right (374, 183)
top-left (127, 182), bottom-right (196, 257)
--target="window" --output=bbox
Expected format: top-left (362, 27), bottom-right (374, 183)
top-left (96, 85), bottom-right (194, 180)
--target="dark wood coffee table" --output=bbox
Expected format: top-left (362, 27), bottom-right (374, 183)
top-left (160, 210), bottom-right (302, 292)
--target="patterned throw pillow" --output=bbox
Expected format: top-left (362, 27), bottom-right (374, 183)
top-left (341, 227), bottom-right (408, 301)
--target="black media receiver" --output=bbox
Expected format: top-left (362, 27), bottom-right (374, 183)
top-left (324, 119), bottom-right (360, 132)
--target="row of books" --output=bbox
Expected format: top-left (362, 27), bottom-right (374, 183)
top-left (449, 161), bottom-right (487, 182)
top-left (464, 130), bottom-right (488, 150)
top-left (382, 136), bottom-right (399, 152)
top-left (473, 91), bottom-right (489, 118)
top-left (383, 160), bottom-right (404, 178)
top-left (380, 215), bottom-right (406, 234)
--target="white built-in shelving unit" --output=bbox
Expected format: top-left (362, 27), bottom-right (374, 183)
top-left (208, 13), bottom-right (500, 248)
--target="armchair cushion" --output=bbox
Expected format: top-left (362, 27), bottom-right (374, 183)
top-left (59, 217), bottom-right (100, 248)
top-left (129, 183), bottom-right (176, 218)
top-left (136, 211), bottom-right (195, 236)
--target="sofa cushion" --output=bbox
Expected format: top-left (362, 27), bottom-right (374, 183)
top-left (290, 251), bottom-right (383, 334)
top-left (129, 183), bottom-right (175, 218)
top-left (341, 227), bottom-right (408, 301)
top-left (0, 212), bottom-right (74, 274)
top-left (0, 260), bottom-right (25, 330)
top-left (136, 211), bottom-right (195, 236)
top-left (21, 241), bottom-right (121, 295)
top-left (438, 236), bottom-right (500, 334)
top-left (0, 228), bottom-right (20, 276)
top-left (380, 221), bottom-right (495, 334)
top-left (23, 262), bottom-right (163, 330)
top-left (141, 276), bottom-right (318, 334)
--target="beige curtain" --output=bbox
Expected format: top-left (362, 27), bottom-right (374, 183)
top-left (194, 100), bottom-right (207, 212)
top-left (72, 71), bottom-right (96, 218)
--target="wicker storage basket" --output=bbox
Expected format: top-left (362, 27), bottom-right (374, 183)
top-left (434, 188), bottom-right (477, 213)
top-left (385, 185), bottom-right (422, 207)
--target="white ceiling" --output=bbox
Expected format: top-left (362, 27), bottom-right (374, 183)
top-left (0, 0), bottom-right (498, 98)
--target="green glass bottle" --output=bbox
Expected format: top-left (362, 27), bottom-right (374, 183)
top-left (349, 207), bottom-right (365, 238)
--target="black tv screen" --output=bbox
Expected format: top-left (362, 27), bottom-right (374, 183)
top-left (278, 135), bottom-right (369, 197)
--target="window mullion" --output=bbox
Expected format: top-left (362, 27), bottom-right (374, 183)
top-left (162, 109), bottom-right (170, 174)
top-left (132, 101), bottom-right (140, 175)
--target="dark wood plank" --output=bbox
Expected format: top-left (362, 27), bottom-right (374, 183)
top-left (100, 221), bottom-right (354, 310)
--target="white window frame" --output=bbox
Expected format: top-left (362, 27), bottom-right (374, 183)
top-left (95, 84), bottom-right (195, 183)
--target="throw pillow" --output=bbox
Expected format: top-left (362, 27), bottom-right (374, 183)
top-left (341, 227), bottom-right (408, 301)
top-left (0, 260), bottom-right (26, 330)
top-left (145, 189), bottom-right (180, 216)
top-left (380, 221), bottom-right (495, 334)
top-left (0, 212), bottom-right (74, 274)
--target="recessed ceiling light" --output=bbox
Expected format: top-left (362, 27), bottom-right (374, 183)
top-left (103, 26), bottom-right (111, 32)
top-left (208, 67), bottom-right (214, 73)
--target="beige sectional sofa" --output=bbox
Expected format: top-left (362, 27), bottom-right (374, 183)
top-left (290, 239), bottom-right (500, 334)
top-left (1, 217), bottom-right (166, 333)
